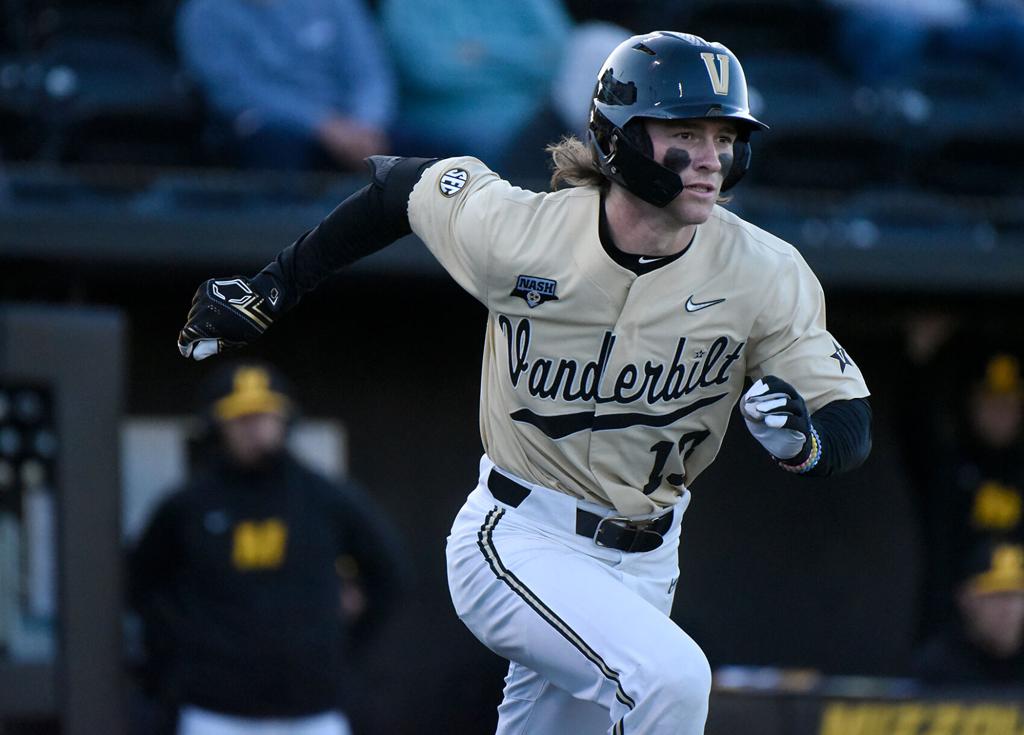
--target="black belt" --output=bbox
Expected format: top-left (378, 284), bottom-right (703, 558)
top-left (487, 469), bottom-right (674, 553)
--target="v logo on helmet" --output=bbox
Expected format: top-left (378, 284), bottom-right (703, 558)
top-left (699, 52), bottom-right (730, 96)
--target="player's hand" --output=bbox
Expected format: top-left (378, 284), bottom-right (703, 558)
top-left (178, 276), bottom-right (280, 360)
top-left (740, 376), bottom-right (812, 460)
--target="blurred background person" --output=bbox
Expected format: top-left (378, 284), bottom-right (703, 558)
top-left (502, 19), bottom-right (632, 182)
top-left (379, 0), bottom-right (570, 167)
top-left (827, 0), bottom-right (1024, 88)
top-left (914, 540), bottom-right (1024, 686)
top-left (176, 0), bottom-right (396, 171)
top-left (128, 361), bottom-right (405, 735)
top-left (900, 316), bottom-right (1024, 639)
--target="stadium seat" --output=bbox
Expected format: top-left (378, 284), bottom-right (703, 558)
top-left (0, 106), bottom-right (43, 162)
top-left (912, 134), bottom-right (1024, 197)
top-left (17, 0), bottom-right (176, 48)
top-left (0, 53), bottom-right (47, 161)
top-left (902, 60), bottom-right (1024, 196)
top-left (682, 0), bottom-right (839, 58)
top-left (983, 198), bottom-right (1024, 249)
top-left (30, 32), bottom-right (202, 166)
top-left (838, 189), bottom-right (999, 250)
top-left (742, 53), bottom-right (908, 191)
top-left (727, 185), bottom-right (851, 251)
top-left (133, 170), bottom-right (359, 214)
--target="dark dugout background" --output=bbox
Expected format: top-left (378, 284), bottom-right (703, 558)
top-left (1, 0), bottom-right (1023, 728)
top-left (8, 253), bottom-right (1018, 734)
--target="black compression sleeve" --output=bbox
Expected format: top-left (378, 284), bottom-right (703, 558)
top-left (805, 397), bottom-right (873, 477)
top-left (251, 157), bottom-right (437, 312)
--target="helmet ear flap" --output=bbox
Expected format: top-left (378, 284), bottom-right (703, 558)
top-left (721, 137), bottom-right (751, 192)
top-left (621, 118), bottom-right (652, 159)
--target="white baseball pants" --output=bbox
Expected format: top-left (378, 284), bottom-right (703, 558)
top-left (446, 456), bottom-right (711, 735)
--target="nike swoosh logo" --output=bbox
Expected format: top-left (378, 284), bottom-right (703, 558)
top-left (685, 296), bottom-right (726, 313)
top-left (638, 256), bottom-right (664, 264)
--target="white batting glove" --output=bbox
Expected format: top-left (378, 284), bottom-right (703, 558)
top-left (741, 376), bottom-right (812, 460)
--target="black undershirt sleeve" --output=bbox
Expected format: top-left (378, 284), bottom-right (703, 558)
top-left (250, 156), bottom-right (437, 313)
top-left (804, 397), bottom-right (873, 477)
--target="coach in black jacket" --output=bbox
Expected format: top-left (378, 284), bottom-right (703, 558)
top-left (129, 362), bottom-right (405, 735)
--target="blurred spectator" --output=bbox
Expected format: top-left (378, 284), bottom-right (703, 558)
top-left (547, 21), bottom-right (632, 140)
top-left (504, 20), bottom-right (632, 182)
top-left (128, 361), bottom-right (405, 735)
top-left (380, 0), bottom-right (571, 165)
top-left (915, 540), bottom-right (1024, 686)
top-left (827, 0), bottom-right (1024, 87)
top-left (900, 316), bottom-right (1024, 637)
top-left (176, 0), bottom-right (396, 171)
top-left (561, 0), bottom-right (659, 30)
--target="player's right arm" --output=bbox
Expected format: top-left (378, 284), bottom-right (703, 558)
top-left (178, 156), bottom-right (436, 360)
top-left (741, 245), bottom-right (872, 477)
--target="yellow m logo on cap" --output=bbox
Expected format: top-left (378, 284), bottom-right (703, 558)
top-left (700, 52), bottom-right (730, 96)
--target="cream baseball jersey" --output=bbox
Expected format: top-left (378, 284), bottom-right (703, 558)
top-left (410, 157), bottom-right (869, 516)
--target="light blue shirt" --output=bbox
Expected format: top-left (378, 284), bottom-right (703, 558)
top-left (177, 0), bottom-right (396, 134)
top-left (381, 0), bottom-right (571, 158)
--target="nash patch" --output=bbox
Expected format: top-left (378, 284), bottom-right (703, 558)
top-left (511, 275), bottom-right (558, 309)
top-left (439, 168), bottom-right (468, 197)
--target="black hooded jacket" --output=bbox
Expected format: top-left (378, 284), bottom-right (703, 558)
top-left (129, 451), bottom-right (404, 717)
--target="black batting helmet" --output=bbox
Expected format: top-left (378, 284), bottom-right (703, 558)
top-left (588, 31), bottom-right (768, 206)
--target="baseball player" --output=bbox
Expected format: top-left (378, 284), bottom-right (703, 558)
top-left (178, 32), bottom-right (872, 735)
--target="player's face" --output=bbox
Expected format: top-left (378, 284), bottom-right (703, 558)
top-left (959, 588), bottom-right (1024, 658)
top-left (969, 389), bottom-right (1022, 449)
top-left (645, 118), bottom-right (738, 224)
top-left (220, 412), bottom-right (287, 468)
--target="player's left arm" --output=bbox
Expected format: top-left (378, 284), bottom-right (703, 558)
top-left (741, 376), bottom-right (872, 476)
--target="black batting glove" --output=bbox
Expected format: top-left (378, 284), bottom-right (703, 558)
top-left (740, 375), bottom-right (815, 464)
top-left (178, 275), bottom-right (282, 360)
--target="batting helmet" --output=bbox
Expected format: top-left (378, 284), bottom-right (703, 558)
top-left (588, 31), bottom-right (768, 206)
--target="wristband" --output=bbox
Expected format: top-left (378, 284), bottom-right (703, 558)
top-left (250, 272), bottom-right (284, 314)
top-left (778, 425), bottom-right (821, 474)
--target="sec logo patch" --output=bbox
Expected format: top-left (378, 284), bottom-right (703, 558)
top-left (439, 168), bottom-right (468, 197)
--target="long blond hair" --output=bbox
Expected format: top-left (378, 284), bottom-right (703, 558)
top-left (545, 135), bottom-right (609, 192)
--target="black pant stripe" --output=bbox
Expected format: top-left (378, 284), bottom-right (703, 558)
top-left (476, 506), bottom-right (637, 713)
top-left (478, 509), bottom-right (620, 681)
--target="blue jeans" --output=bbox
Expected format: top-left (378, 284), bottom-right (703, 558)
top-left (207, 119), bottom-right (335, 172)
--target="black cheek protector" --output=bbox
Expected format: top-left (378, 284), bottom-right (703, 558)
top-left (720, 134), bottom-right (751, 192)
